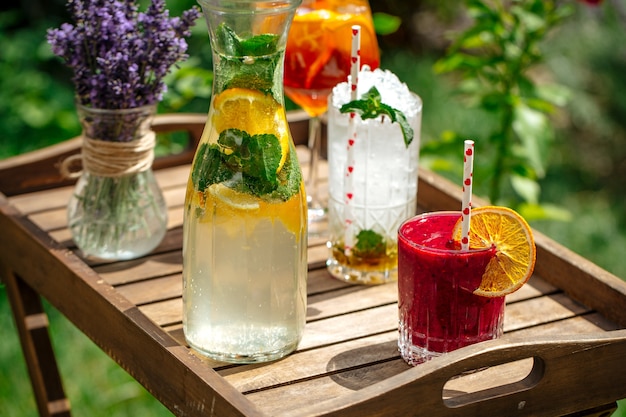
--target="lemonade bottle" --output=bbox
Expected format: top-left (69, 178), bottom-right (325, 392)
top-left (183, 0), bottom-right (306, 363)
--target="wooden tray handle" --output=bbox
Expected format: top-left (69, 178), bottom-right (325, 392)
top-left (292, 329), bottom-right (626, 417)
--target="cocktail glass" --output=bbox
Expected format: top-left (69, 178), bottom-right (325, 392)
top-left (284, 0), bottom-right (380, 234)
top-left (326, 68), bottom-right (422, 284)
top-left (397, 211), bottom-right (505, 365)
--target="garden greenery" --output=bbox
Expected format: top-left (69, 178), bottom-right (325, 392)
top-left (434, 0), bottom-right (574, 208)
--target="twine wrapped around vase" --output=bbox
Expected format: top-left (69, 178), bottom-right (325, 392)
top-left (60, 131), bottom-right (156, 179)
top-left (60, 103), bottom-right (158, 180)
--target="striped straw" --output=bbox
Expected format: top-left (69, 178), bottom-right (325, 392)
top-left (343, 25), bottom-right (361, 256)
top-left (461, 140), bottom-right (475, 250)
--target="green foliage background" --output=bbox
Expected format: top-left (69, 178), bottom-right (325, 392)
top-left (1, 0), bottom-right (625, 415)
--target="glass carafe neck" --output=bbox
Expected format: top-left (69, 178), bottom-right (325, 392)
top-left (198, 0), bottom-right (301, 99)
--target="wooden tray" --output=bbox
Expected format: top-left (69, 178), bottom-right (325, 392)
top-left (1, 112), bottom-right (625, 417)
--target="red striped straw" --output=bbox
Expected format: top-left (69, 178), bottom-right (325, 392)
top-left (344, 25), bottom-right (361, 256)
top-left (461, 140), bottom-right (475, 250)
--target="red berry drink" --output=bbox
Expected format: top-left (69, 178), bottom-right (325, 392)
top-left (397, 212), bottom-right (505, 365)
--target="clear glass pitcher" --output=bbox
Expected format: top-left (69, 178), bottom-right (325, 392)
top-left (183, 0), bottom-right (307, 363)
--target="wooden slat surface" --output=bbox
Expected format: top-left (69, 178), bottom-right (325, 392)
top-left (3, 143), bottom-right (626, 417)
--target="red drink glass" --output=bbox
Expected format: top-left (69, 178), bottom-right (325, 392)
top-left (397, 211), bottom-right (505, 365)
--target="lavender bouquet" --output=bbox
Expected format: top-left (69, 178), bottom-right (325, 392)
top-left (47, 0), bottom-right (200, 260)
top-left (48, 0), bottom-right (200, 111)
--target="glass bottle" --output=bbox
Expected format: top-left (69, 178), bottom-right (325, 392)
top-left (183, 0), bottom-right (307, 363)
top-left (67, 104), bottom-right (168, 261)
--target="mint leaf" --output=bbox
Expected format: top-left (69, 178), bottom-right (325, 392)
top-left (215, 23), bottom-right (279, 57)
top-left (191, 143), bottom-right (233, 190)
top-left (193, 129), bottom-right (285, 197)
top-left (218, 128), bottom-right (242, 150)
top-left (213, 23), bottom-right (281, 93)
top-left (340, 86), bottom-right (414, 148)
top-left (215, 23), bottom-right (240, 56)
top-left (395, 112), bottom-right (413, 148)
top-left (354, 229), bottom-right (386, 259)
top-left (192, 136), bottom-right (300, 202)
top-left (218, 129), bottom-right (245, 171)
top-left (241, 133), bottom-right (280, 184)
top-left (218, 129), bottom-right (281, 186)
top-left (239, 34), bottom-right (279, 56)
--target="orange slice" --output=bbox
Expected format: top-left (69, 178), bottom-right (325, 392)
top-left (208, 184), bottom-right (260, 212)
top-left (212, 88), bottom-right (289, 172)
top-left (453, 206), bottom-right (536, 297)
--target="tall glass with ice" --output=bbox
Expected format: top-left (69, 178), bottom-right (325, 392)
top-left (326, 68), bottom-right (422, 284)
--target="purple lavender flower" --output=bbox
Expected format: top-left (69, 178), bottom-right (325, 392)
top-left (47, 0), bottom-right (200, 111)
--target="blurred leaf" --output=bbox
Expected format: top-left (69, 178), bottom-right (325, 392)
top-left (467, 0), bottom-right (498, 20)
top-left (457, 27), bottom-right (496, 49)
top-left (527, 0), bottom-right (547, 16)
top-left (510, 173), bottom-right (540, 204)
top-left (434, 52), bottom-right (484, 73)
top-left (553, 3), bottom-right (575, 21)
top-left (511, 5), bottom-right (546, 33)
top-left (504, 41), bottom-right (523, 61)
top-left (420, 130), bottom-right (460, 155)
top-left (172, 66), bottom-right (213, 98)
top-left (161, 60), bottom-right (213, 111)
top-left (512, 103), bottom-right (551, 177)
top-left (518, 202), bottom-right (573, 222)
top-left (457, 78), bottom-right (482, 95)
top-left (433, 54), bottom-right (464, 73)
top-left (511, 161), bottom-right (536, 179)
top-left (535, 83), bottom-right (571, 107)
top-left (524, 97), bottom-right (555, 114)
top-left (372, 12), bottom-right (401, 36)
top-left (517, 74), bottom-right (536, 96)
top-left (480, 92), bottom-right (508, 112)
top-left (421, 156), bottom-right (456, 174)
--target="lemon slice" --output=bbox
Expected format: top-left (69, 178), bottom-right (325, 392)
top-left (212, 88), bottom-right (289, 172)
top-left (453, 206), bottom-right (536, 297)
top-left (208, 184), bottom-right (260, 211)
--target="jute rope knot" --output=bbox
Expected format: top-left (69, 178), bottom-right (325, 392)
top-left (60, 131), bottom-right (156, 179)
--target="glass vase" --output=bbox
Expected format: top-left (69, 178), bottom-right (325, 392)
top-left (66, 104), bottom-right (168, 261)
top-left (183, 0), bottom-right (307, 363)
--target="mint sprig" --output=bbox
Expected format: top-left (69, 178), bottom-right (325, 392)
top-left (191, 143), bottom-right (233, 191)
top-left (340, 86), bottom-right (414, 148)
top-left (216, 23), bottom-right (279, 57)
top-left (191, 129), bottom-right (300, 202)
top-left (354, 229), bottom-right (386, 259)
top-left (192, 129), bottom-right (280, 193)
top-left (214, 23), bottom-right (281, 93)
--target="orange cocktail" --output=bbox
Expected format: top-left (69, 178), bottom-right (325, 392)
top-left (284, 0), bottom-right (380, 116)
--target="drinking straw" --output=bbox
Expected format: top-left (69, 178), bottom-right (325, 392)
top-left (344, 25), bottom-right (361, 256)
top-left (461, 140), bottom-right (475, 250)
